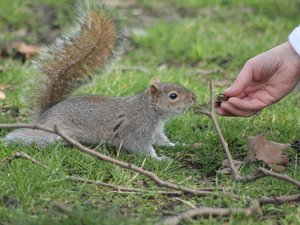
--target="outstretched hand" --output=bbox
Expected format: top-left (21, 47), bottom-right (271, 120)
top-left (217, 42), bottom-right (300, 117)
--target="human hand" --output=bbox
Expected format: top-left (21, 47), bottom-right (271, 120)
top-left (217, 42), bottom-right (300, 117)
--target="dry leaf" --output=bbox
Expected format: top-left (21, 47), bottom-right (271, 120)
top-left (217, 159), bottom-right (244, 174)
top-left (12, 42), bottom-right (42, 59)
top-left (247, 135), bottom-right (290, 172)
top-left (0, 91), bottom-right (5, 100)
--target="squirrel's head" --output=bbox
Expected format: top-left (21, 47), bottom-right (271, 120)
top-left (148, 78), bottom-right (196, 118)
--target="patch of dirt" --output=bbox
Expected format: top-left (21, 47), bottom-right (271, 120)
top-left (1, 195), bottom-right (20, 208)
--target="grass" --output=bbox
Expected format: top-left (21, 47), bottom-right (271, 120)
top-left (1, 0), bottom-right (300, 224)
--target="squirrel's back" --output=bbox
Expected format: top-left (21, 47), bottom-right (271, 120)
top-left (33, 0), bottom-right (124, 114)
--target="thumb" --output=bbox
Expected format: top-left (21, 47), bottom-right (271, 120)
top-left (224, 63), bottom-right (253, 97)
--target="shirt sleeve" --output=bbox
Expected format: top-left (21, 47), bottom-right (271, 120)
top-left (289, 25), bottom-right (300, 56)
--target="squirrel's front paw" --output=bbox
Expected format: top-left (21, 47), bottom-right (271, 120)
top-left (174, 142), bottom-right (188, 147)
top-left (166, 142), bottom-right (176, 147)
top-left (154, 155), bottom-right (171, 161)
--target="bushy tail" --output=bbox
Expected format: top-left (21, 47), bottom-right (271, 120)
top-left (33, 0), bottom-right (125, 114)
top-left (3, 129), bottom-right (60, 147)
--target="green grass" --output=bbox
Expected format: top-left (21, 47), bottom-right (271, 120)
top-left (1, 0), bottom-right (300, 224)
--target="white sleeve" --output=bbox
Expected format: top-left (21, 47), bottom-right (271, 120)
top-left (289, 25), bottom-right (300, 56)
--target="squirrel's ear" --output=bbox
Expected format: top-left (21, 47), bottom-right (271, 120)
top-left (150, 84), bottom-right (160, 97)
top-left (150, 77), bottom-right (161, 85)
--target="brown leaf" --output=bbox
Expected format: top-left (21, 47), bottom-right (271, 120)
top-left (217, 159), bottom-right (244, 174)
top-left (12, 42), bottom-right (42, 59)
top-left (0, 42), bottom-right (42, 60)
top-left (0, 91), bottom-right (5, 100)
top-left (247, 135), bottom-right (290, 172)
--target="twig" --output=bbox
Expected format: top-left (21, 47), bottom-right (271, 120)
top-left (156, 200), bottom-right (261, 225)
top-left (208, 81), bottom-right (240, 179)
top-left (237, 167), bottom-right (300, 188)
top-left (259, 193), bottom-right (300, 205)
top-left (67, 175), bottom-right (144, 193)
top-left (67, 175), bottom-right (183, 195)
top-left (192, 81), bottom-right (239, 178)
top-left (194, 81), bottom-right (300, 189)
top-left (53, 124), bottom-right (222, 197)
top-left (12, 151), bottom-right (49, 169)
top-left (0, 123), bottom-right (222, 197)
top-left (173, 197), bottom-right (196, 209)
top-left (183, 80), bottom-right (300, 224)
top-left (2, 149), bottom-right (184, 196)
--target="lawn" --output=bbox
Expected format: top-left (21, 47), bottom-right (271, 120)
top-left (0, 0), bottom-right (300, 224)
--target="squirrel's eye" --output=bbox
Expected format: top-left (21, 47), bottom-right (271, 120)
top-left (169, 92), bottom-right (178, 100)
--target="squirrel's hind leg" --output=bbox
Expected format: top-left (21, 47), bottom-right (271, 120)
top-left (2, 129), bottom-right (61, 148)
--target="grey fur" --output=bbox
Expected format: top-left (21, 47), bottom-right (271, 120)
top-left (2, 1), bottom-right (195, 160)
top-left (3, 83), bottom-right (195, 160)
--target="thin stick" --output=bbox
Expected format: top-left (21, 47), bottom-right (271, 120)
top-left (207, 81), bottom-right (240, 178)
top-left (3, 149), bottom-right (184, 196)
top-left (68, 175), bottom-right (184, 195)
top-left (0, 123), bottom-right (220, 197)
top-left (237, 167), bottom-right (300, 188)
top-left (67, 175), bottom-right (144, 193)
top-left (53, 124), bottom-right (219, 197)
top-left (195, 81), bottom-right (300, 187)
top-left (156, 200), bottom-right (261, 225)
top-left (173, 197), bottom-right (196, 209)
top-left (259, 194), bottom-right (300, 205)
top-left (12, 151), bottom-right (49, 169)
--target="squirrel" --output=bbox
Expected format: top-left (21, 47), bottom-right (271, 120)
top-left (3, 0), bottom-right (195, 160)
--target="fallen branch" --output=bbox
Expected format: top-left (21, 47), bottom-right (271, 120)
top-left (237, 167), bottom-right (300, 188)
top-left (67, 176), bottom-right (184, 195)
top-left (0, 123), bottom-right (224, 197)
top-left (0, 146), bottom-right (217, 197)
top-left (2, 149), bottom-right (185, 196)
top-left (259, 193), bottom-right (300, 205)
top-left (156, 200), bottom-right (261, 225)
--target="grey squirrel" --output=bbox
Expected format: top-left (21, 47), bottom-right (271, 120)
top-left (3, 0), bottom-right (195, 160)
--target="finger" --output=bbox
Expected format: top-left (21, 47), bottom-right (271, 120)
top-left (216, 107), bottom-right (231, 116)
top-left (224, 61), bottom-right (253, 97)
top-left (228, 97), bottom-right (266, 111)
top-left (216, 107), bottom-right (239, 117)
top-left (220, 101), bottom-right (256, 117)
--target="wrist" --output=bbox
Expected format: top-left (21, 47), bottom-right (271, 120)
top-left (289, 25), bottom-right (300, 57)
